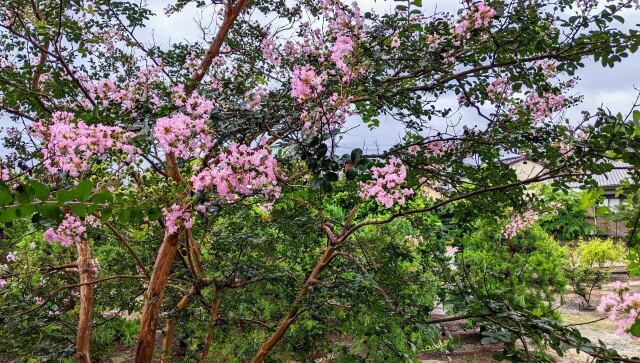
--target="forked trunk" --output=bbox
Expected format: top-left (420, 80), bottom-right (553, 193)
top-left (134, 231), bottom-right (181, 363)
top-left (159, 286), bottom-right (197, 362)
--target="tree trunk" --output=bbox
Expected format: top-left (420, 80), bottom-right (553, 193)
top-left (75, 239), bottom-right (96, 363)
top-left (134, 231), bottom-right (181, 363)
top-left (251, 246), bottom-right (334, 363)
top-left (159, 285), bottom-right (197, 363)
top-left (198, 286), bottom-right (223, 362)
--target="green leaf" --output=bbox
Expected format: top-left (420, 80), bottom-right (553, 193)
top-left (37, 204), bottom-right (61, 220)
top-left (0, 189), bottom-right (11, 206)
top-left (325, 172), bottom-right (339, 182)
top-left (0, 208), bottom-right (17, 222)
top-left (57, 190), bottom-right (75, 204)
top-left (633, 110), bottom-right (640, 122)
top-left (91, 190), bottom-right (113, 204)
top-left (30, 181), bottom-right (50, 201)
top-left (75, 180), bottom-right (93, 202)
top-left (346, 168), bottom-right (358, 180)
top-left (70, 204), bottom-right (88, 217)
top-left (351, 148), bottom-right (363, 164)
top-left (630, 320), bottom-right (640, 337)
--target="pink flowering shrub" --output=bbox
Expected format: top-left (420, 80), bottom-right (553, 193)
top-left (43, 215), bottom-right (86, 247)
top-left (487, 77), bottom-right (511, 100)
top-left (244, 87), bottom-right (268, 111)
top-left (454, 2), bottom-right (497, 37)
top-left (0, 163), bottom-right (10, 181)
top-left (191, 143), bottom-right (280, 202)
top-left (162, 204), bottom-right (194, 235)
top-left (30, 112), bottom-right (138, 177)
top-left (503, 207), bottom-right (539, 239)
top-left (154, 114), bottom-right (215, 159)
top-left (598, 282), bottom-right (640, 337)
top-left (291, 66), bottom-right (326, 102)
top-left (359, 157), bottom-right (415, 208)
top-left (524, 92), bottom-right (566, 121)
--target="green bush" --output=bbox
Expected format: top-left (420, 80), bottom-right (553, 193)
top-left (454, 223), bottom-right (567, 316)
top-left (535, 186), bottom-right (596, 241)
top-left (564, 237), bottom-right (625, 308)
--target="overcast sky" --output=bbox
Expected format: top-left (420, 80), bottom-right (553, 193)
top-left (136, 0), bottom-right (640, 153)
top-left (3, 1), bottom-right (638, 155)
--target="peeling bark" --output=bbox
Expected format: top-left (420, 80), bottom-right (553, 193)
top-left (159, 286), bottom-right (197, 363)
top-left (198, 286), bottom-right (224, 362)
top-left (75, 239), bottom-right (96, 363)
top-left (134, 230), bottom-right (181, 363)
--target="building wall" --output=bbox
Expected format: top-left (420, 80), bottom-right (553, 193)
top-left (510, 160), bottom-right (546, 181)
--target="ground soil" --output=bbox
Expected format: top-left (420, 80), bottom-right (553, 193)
top-left (419, 275), bottom-right (640, 363)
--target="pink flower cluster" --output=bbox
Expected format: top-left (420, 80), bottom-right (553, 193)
top-left (5, 251), bottom-right (17, 262)
top-left (503, 207), bottom-right (539, 239)
top-left (31, 112), bottom-right (138, 177)
top-left (291, 66), bottom-right (326, 103)
top-left (454, 2), bottom-right (497, 37)
top-left (82, 65), bottom-right (166, 111)
top-left (598, 281), bottom-right (640, 337)
top-left (162, 204), bottom-right (194, 235)
top-left (524, 92), bottom-right (566, 121)
top-left (359, 157), bottom-right (415, 208)
top-left (330, 35), bottom-right (355, 75)
top-left (153, 87), bottom-right (215, 159)
top-left (487, 77), bottom-right (511, 100)
top-left (44, 214), bottom-right (86, 247)
top-left (154, 114), bottom-right (214, 159)
top-left (0, 163), bottom-right (10, 181)
top-left (261, 33), bottom-right (281, 67)
top-left (301, 93), bottom-right (353, 130)
top-left (405, 139), bottom-right (447, 157)
top-left (244, 87), bottom-right (268, 111)
top-left (191, 143), bottom-right (280, 202)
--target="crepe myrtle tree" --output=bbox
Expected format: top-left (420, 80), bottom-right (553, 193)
top-left (1, 0), bottom-right (640, 361)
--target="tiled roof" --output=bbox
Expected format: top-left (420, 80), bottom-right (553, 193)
top-left (590, 161), bottom-right (631, 188)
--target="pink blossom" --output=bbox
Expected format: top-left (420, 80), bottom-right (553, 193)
top-left (5, 251), bottom-right (17, 262)
top-left (30, 112), bottom-right (138, 177)
top-left (390, 36), bottom-right (400, 49)
top-left (244, 87), bottom-right (268, 111)
top-left (487, 77), bottom-right (510, 100)
top-left (153, 113), bottom-right (214, 159)
top-left (43, 215), bottom-right (86, 247)
top-left (330, 35), bottom-right (355, 74)
top-left (453, 2), bottom-right (496, 38)
top-left (162, 204), bottom-right (194, 235)
top-left (261, 36), bottom-right (281, 67)
top-left (598, 282), bottom-right (640, 337)
top-left (0, 163), bottom-right (10, 181)
top-left (0, 278), bottom-right (5, 287)
top-left (191, 143), bottom-right (280, 202)
top-left (407, 145), bottom-right (420, 155)
top-left (359, 157), bottom-right (414, 208)
top-left (291, 66), bottom-right (325, 102)
top-left (524, 92), bottom-right (566, 121)
top-left (503, 207), bottom-right (539, 239)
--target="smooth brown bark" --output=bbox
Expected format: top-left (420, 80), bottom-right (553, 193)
top-left (185, 0), bottom-right (248, 94)
top-left (198, 286), bottom-right (224, 363)
top-left (159, 286), bottom-right (197, 363)
top-left (134, 230), bottom-right (181, 363)
top-left (75, 239), bottom-right (96, 363)
top-left (251, 246), bottom-right (335, 363)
